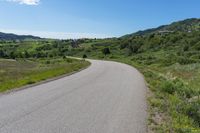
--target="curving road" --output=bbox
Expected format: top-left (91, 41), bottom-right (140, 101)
top-left (0, 60), bottom-right (147, 133)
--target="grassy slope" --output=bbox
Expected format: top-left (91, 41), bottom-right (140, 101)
top-left (70, 38), bottom-right (200, 132)
top-left (0, 58), bottom-right (90, 92)
top-left (100, 57), bottom-right (199, 132)
top-left (1, 18), bottom-right (199, 133)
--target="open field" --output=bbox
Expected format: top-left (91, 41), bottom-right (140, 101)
top-left (0, 58), bottom-right (90, 92)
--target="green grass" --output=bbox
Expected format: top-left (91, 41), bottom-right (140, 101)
top-left (0, 58), bottom-right (90, 92)
top-left (1, 28), bottom-right (200, 132)
top-left (72, 47), bottom-right (200, 132)
top-left (104, 55), bottom-right (200, 132)
top-left (1, 18), bottom-right (200, 132)
top-left (108, 57), bottom-right (200, 133)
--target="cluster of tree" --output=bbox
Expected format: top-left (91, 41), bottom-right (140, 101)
top-left (1, 18), bottom-right (200, 66)
top-left (0, 40), bottom-right (68, 59)
top-left (125, 18), bottom-right (200, 36)
top-left (0, 38), bottom-right (102, 59)
top-left (120, 31), bottom-right (200, 59)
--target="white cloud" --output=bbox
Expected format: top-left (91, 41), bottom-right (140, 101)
top-left (6, 0), bottom-right (40, 5)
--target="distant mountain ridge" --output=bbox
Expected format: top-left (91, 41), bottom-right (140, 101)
top-left (1, 18), bottom-right (200, 40)
top-left (124, 18), bottom-right (200, 37)
top-left (0, 32), bottom-right (41, 40)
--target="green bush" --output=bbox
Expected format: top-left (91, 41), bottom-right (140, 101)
top-left (177, 57), bottom-right (197, 65)
top-left (160, 79), bottom-right (196, 98)
top-left (65, 58), bottom-right (73, 63)
top-left (160, 80), bottom-right (175, 94)
top-left (83, 54), bottom-right (87, 59)
top-left (102, 48), bottom-right (111, 55)
top-left (185, 100), bottom-right (200, 126)
top-left (45, 60), bottom-right (51, 64)
top-left (26, 80), bottom-right (36, 84)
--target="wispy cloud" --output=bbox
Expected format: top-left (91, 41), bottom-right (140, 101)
top-left (6, 0), bottom-right (40, 5)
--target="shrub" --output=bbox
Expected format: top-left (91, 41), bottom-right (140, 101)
top-left (185, 100), bottom-right (200, 126)
top-left (177, 57), bottom-right (197, 65)
top-left (193, 41), bottom-right (200, 51)
top-left (183, 45), bottom-right (189, 51)
top-left (102, 48), bottom-right (111, 55)
top-left (160, 80), bottom-right (175, 94)
top-left (45, 60), bottom-right (51, 64)
top-left (65, 58), bottom-right (73, 63)
top-left (83, 54), bottom-right (87, 59)
top-left (26, 81), bottom-right (36, 85)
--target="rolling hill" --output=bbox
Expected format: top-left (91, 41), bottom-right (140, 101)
top-left (124, 18), bottom-right (200, 37)
top-left (0, 18), bottom-right (200, 132)
top-left (0, 32), bottom-right (41, 40)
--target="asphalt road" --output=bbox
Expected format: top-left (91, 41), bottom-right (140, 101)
top-left (0, 60), bottom-right (147, 133)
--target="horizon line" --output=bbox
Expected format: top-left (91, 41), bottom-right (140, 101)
top-left (0, 29), bottom-right (117, 39)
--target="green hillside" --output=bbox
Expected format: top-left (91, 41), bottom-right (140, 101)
top-left (124, 18), bottom-right (200, 37)
top-left (0, 18), bottom-right (200, 132)
top-left (67, 18), bottom-right (200, 132)
top-left (0, 32), bottom-right (41, 40)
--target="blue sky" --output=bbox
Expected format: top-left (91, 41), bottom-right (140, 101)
top-left (0, 0), bottom-right (200, 39)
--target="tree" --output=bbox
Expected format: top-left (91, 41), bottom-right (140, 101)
top-left (183, 45), bottom-right (189, 51)
top-left (193, 42), bottom-right (200, 51)
top-left (102, 48), bottom-right (111, 55)
top-left (9, 51), bottom-right (16, 59)
top-left (0, 50), bottom-right (5, 57)
top-left (83, 54), bottom-right (87, 59)
top-left (24, 51), bottom-right (30, 58)
top-left (120, 40), bottom-right (129, 49)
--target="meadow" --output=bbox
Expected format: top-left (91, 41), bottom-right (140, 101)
top-left (0, 58), bottom-right (90, 92)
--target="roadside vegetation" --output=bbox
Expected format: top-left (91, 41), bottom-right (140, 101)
top-left (63, 18), bottom-right (200, 132)
top-left (0, 58), bottom-right (90, 92)
top-left (0, 18), bottom-right (200, 132)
